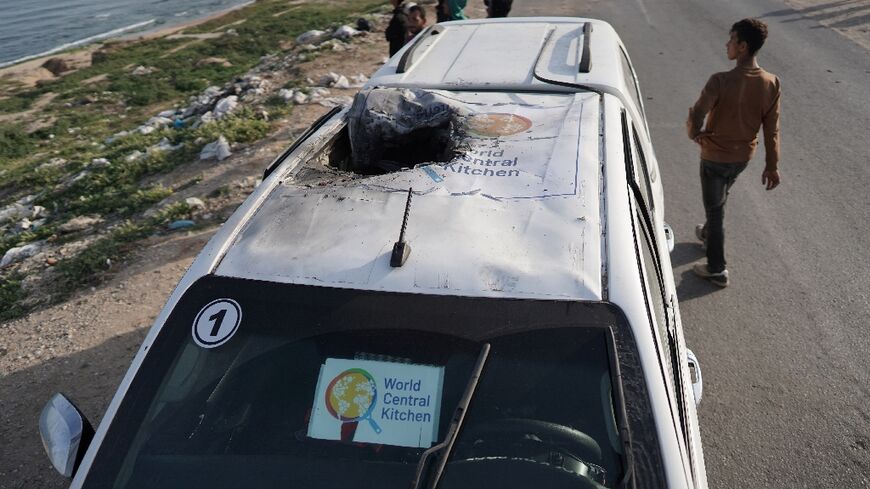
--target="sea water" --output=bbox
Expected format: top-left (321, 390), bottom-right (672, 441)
top-left (0, 0), bottom-right (253, 68)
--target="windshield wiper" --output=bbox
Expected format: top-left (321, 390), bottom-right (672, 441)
top-left (411, 343), bottom-right (491, 489)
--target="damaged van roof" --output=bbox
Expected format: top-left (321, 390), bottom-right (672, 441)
top-left (214, 89), bottom-right (606, 301)
top-left (369, 17), bottom-right (627, 94)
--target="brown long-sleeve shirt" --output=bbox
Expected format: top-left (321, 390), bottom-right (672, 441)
top-left (687, 66), bottom-right (781, 170)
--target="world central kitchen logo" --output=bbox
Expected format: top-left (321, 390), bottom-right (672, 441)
top-left (324, 368), bottom-right (434, 442)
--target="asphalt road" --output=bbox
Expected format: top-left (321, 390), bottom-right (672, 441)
top-left (511, 0), bottom-right (870, 487)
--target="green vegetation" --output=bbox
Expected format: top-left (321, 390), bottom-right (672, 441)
top-left (0, 0), bottom-right (386, 321)
top-left (0, 273), bottom-right (26, 321)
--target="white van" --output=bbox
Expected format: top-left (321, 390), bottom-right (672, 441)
top-left (40, 18), bottom-right (707, 489)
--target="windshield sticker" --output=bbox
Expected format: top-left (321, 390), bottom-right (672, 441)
top-left (191, 298), bottom-right (242, 348)
top-left (308, 358), bottom-right (445, 448)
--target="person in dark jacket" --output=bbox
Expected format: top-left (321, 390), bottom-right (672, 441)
top-left (385, 0), bottom-right (410, 57)
top-left (484, 0), bottom-right (512, 17)
top-left (436, 0), bottom-right (449, 22)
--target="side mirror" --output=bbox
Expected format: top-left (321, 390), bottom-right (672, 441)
top-left (685, 349), bottom-right (703, 407)
top-left (39, 393), bottom-right (95, 478)
top-left (663, 222), bottom-right (675, 253)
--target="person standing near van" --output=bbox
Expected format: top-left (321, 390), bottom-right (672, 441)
top-left (442, 0), bottom-right (467, 20)
top-left (484, 0), bottom-right (512, 17)
top-left (687, 18), bottom-right (781, 287)
top-left (386, 0), bottom-right (411, 56)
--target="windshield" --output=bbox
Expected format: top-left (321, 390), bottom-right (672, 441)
top-left (83, 276), bottom-right (636, 489)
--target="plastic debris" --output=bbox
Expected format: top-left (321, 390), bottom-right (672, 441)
top-left (333, 25), bottom-right (361, 40)
top-left (199, 136), bottom-right (232, 161)
top-left (58, 216), bottom-right (102, 234)
top-left (213, 95), bottom-right (239, 119)
top-left (168, 220), bottom-right (195, 230)
top-left (296, 30), bottom-right (328, 45)
top-left (185, 197), bottom-right (206, 209)
top-left (90, 158), bottom-right (110, 168)
top-left (131, 65), bottom-right (156, 76)
top-left (1, 242), bottom-right (43, 268)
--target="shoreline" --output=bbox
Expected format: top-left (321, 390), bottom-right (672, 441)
top-left (0, 1), bottom-right (255, 89)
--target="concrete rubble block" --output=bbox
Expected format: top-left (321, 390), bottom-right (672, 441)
top-left (292, 92), bottom-right (308, 105)
top-left (58, 216), bottom-right (103, 234)
top-left (199, 135), bottom-right (232, 161)
top-left (296, 30), bottom-right (328, 45)
top-left (1, 241), bottom-right (45, 268)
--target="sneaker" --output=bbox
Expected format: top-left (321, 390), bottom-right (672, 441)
top-left (692, 263), bottom-right (729, 287)
top-left (694, 224), bottom-right (706, 249)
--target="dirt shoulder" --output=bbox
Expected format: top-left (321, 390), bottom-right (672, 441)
top-left (0, 2), bottom-right (485, 487)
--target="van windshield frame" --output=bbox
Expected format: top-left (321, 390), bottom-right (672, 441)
top-left (80, 276), bottom-right (667, 488)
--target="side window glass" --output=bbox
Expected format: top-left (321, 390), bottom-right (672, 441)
top-left (637, 211), bottom-right (692, 448)
top-left (632, 123), bottom-right (657, 186)
top-left (637, 213), bottom-right (672, 378)
top-left (619, 47), bottom-right (644, 118)
top-left (622, 112), bottom-right (653, 213)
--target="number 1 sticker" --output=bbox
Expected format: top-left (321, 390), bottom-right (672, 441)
top-left (192, 298), bottom-right (242, 348)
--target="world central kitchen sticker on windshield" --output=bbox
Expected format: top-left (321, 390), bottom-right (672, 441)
top-left (307, 358), bottom-right (444, 448)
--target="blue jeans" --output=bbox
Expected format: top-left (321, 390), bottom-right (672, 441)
top-left (700, 159), bottom-right (748, 273)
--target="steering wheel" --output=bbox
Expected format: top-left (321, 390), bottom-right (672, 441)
top-left (453, 418), bottom-right (606, 485)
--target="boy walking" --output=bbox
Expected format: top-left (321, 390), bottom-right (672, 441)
top-left (687, 18), bottom-right (781, 287)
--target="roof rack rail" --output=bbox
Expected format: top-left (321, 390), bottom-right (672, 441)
top-left (396, 24), bottom-right (444, 74)
top-left (579, 22), bottom-right (592, 73)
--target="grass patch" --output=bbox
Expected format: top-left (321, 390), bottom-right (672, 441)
top-left (0, 0), bottom-right (385, 318)
top-left (53, 201), bottom-right (193, 293)
top-left (0, 273), bottom-right (26, 321)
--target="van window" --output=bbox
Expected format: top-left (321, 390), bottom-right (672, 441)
top-left (634, 210), bottom-right (692, 452)
top-left (619, 47), bottom-right (644, 119)
top-left (631, 122), bottom-right (655, 205)
top-left (621, 112), bottom-right (653, 213)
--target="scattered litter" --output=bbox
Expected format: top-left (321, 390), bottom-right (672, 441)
top-left (137, 125), bottom-right (156, 135)
top-left (333, 25), bottom-right (361, 40)
top-left (131, 65), bottom-right (157, 76)
top-left (58, 216), bottom-right (102, 234)
top-left (318, 96), bottom-right (354, 108)
top-left (124, 150), bottom-right (144, 162)
top-left (213, 95), bottom-right (239, 119)
top-left (292, 92), bottom-right (308, 105)
top-left (149, 138), bottom-right (182, 154)
top-left (278, 88), bottom-right (296, 102)
top-left (1, 242), bottom-right (44, 268)
top-left (158, 109), bottom-right (177, 118)
top-left (199, 135), bottom-right (232, 161)
top-left (185, 197), bottom-right (206, 209)
top-left (168, 220), bottom-right (195, 230)
top-left (90, 158), bottom-right (110, 168)
top-left (350, 74), bottom-right (369, 87)
top-left (356, 18), bottom-right (372, 32)
top-left (296, 30), bottom-right (328, 45)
